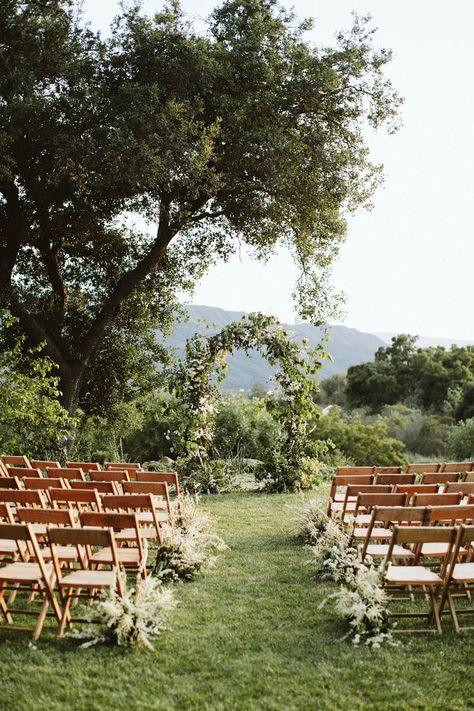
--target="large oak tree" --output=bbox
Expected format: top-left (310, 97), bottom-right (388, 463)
top-left (0, 0), bottom-right (401, 412)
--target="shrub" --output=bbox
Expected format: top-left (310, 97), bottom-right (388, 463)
top-left (448, 418), bottom-right (474, 459)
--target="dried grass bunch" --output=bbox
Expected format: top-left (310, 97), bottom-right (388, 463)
top-left (69, 575), bottom-right (177, 650)
top-left (153, 494), bottom-right (228, 582)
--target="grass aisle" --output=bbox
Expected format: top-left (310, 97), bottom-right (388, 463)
top-left (1, 492), bottom-right (474, 710)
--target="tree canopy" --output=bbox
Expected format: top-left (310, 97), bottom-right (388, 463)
top-left (346, 334), bottom-right (474, 416)
top-left (0, 0), bottom-right (401, 412)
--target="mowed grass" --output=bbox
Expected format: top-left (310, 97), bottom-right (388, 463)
top-left (1, 491), bottom-right (474, 710)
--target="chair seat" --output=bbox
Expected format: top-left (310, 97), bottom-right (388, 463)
top-left (116, 527), bottom-right (157, 541)
top-left (0, 562), bottom-right (54, 582)
top-left (365, 544), bottom-right (414, 559)
top-left (91, 548), bottom-right (142, 565)
top-left (59, 569), bottom-right (116, 588)
top-left (137, 511), bottom-right (168, 524)
top-left (421, 542), bottom-right (463, 557)
top-left (451, 563), bottom-right (474, 583)
top-left (39, 546), bottom-right (79, 562)
top-left (353, 527), bottom-right (390, 540)
top-left (344, 513), bottom-right (372, 525)
top-left (385, 565), bottom-right (442, 585)
top-left (0, 539), bottom-right (20, 554)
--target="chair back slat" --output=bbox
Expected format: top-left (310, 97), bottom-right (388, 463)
top-left (392, 524), bottom-right (457, 544)
top-left (445, 482), bottom-right (474, 496)
top-left (80, 511), bottom-right (138, 531)
top-left (372, 505), bottom-right (428, 524)
top-left (30, 460), bottom-right (60, 471)
top-left (90, 470), bottom-right (129, 483)
top-left (405, 463), bottom-right (440, 474)
top-left (394, 484), bottom-right (438, 495)
top-left (70, 480), bottom-right (117, 494)
top-left (0, 489), bottom-right (44, 506)
top-left (135, 471), bottom-right (180, 495)
top-left (375, 473), bottom-right (416, 485)
top-left (420, 472), bottom-right (462, 484)
top-left (47, 467), bottom-right (85, 481)
top-left (428, 504), bottom-right (474, 524)
top-left (413, 493), bottom-right (462, 507)
top-left (6, 466), bottom-right (42, 479)
top-left (49, 488), bottom-right (101, 510)
top-left (66, 461), bottom-right (101, 471)
top-left (123, 481), bottom-right (168, 496)
top-left (23, 477), bottom-right (67, 491)
top-left (48, 525), bottom-right (113, 547)
top-left (373, 466), bottom-right (402, 474)
top-left (17, 507), bottom-right (75, 526)
top-left (441, 462), bottom-right (473, 473)
top-left (0, 476), bottom-right (21, 490)
top-left (101, 493), bottom-right (154, 511)
top-left (0, 455), bottom-right (31, 468)
top-left (105, 462), bottom-right (141, 470)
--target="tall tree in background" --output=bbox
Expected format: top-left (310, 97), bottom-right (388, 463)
top-left (0, 0), bottom-right (401, 413)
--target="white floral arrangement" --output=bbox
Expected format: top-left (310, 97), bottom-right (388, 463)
top-left (298, 497), bottom-right (396, 647)
top-left (153, 494), bottom-right (228, 582)
top-left (68, 575), bottom-right (177, 650)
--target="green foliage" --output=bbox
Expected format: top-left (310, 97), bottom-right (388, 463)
top-left (214, 394), bottom-right (280, 461)
top-left (316, 373), bottom-right (348, 408)
top-left (347, 335), bottom-right (474, 417)
top-left (447, 418), bottom-right (474, 459)
top-left (315, 407), bottom-right (408, 466)
top-left (0, 313), bottom-right (74, 457)
top-left (1, 0), bottom-right (401, 413)
top-left (169, 312), bottom-right (328, 492)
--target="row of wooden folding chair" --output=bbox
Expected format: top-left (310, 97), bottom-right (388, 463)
top-left (337, 462), bottom-right (474, 476)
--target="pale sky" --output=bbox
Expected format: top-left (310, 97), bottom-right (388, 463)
top-left (84, 0), bottom-right (474, 340)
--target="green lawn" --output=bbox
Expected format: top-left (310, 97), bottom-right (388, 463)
top-left (1, 491), bottom-right (474, 710)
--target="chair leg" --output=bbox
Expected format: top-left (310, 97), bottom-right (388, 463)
top-left (58, 592), bottom-right (73, 636)
top-left (33, 598), bottom-right (50, 640)
top-left (447, 591), bottom-right (461, 633)
top-left (429, 588), bottom-right (442, 634)
top-left (0, 583), bottom-right (13, 624)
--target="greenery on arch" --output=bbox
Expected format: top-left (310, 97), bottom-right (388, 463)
top-left (168, 312), bottom-right (329, 492)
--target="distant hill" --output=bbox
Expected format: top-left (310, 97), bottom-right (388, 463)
top-left (161, 305), bottom-right (386, 390)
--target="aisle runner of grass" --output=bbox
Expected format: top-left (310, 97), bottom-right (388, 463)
top-left (1, 492), bottom-right (474, 710)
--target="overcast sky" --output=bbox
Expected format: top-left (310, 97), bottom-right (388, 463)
top-left (84, 0), bottom-right (474, 340)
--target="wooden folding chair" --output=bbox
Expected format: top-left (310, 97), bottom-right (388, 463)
top-left (48, 526), bottom-right (124, 636)
top-left (340, 485), bottom-right (393, 524)
top-left (49, 488), bottom-right (102, 513)
top-left (101, 494), bottom-right (164, 543)
top-left (375, 473), bottom-right (416, 486)
top-left (359, 506), bottom-right (429, 562)
top-left (47, 467), bottom-right (86, 482)
top-left (135, 471), bottom-right (180, 497)
top-left (0, 523), bottom-right (61, 639)
top-left (66, 461), bottom-right (101, 472)
top-left (422, 505), bottom-right (474, 560)
top-left (374, 466), bottom-right (402, 474)
top-left (421, 472), bottom-right (463, 485)
top-left (327, 474), bottom-right (374, 516)
top-left (123, 481), bottom-right (173, 517)
top-left (30, 460), bottom-right (60, 472)
top-left (441, 462), bottom-right (473, 474)
top-left (0, 455), bottom-right (32, 469)
top-left (80, 511), bottom-right (146, 578)
top-left (70, 480), bottom-right (118, 494)
top-left (347, 492), bottom-right (407, 533)
top-left (405, 463), bottom-right (440, 474)
top-left (439, 525), bottom-right (474, 632)
top-left (16, 507), bottom-right (79, 567)
top-left (382, 525), bottom-right (458, 633)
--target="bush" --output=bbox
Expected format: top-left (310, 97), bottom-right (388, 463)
top-left (214, 394), bottom-right (280, 461)
top-left (448, 418), bottom-right (474, 459)
top-left (314, 407), bottom-right (408, 466)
